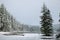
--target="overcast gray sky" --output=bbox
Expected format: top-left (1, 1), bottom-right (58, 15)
top-left (0, 0), bottom-right (60, 25)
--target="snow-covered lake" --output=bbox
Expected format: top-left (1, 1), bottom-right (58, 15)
top-left (0, 33), bottom-right (58, 40)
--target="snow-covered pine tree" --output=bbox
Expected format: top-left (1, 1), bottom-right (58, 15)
top-left (40, 4), bottom-right (53, 36)
top-left (0, 4), bottom-right (10, 31)
top-left (59, 13), bottom-right (60, 22)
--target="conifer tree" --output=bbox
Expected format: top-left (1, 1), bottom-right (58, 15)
top-left (59, 13), bottom-right (60, 22)
top-left (0, 4), bottom-right (5, 31)
top-left (40, 4), bottom-right (53, 36)
top-left (0, 4), bottom-right (10, 31)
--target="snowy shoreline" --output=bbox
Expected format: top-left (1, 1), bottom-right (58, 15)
top-left (0, 32), bottom-right (24, 36)
top-left (0, 32), bottom-right (57, 40)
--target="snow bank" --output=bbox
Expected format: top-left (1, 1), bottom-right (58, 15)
top-left (0, 32), bottom-right (10, 34)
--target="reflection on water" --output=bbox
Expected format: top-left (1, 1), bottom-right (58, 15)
top-left (40, 37), bottom-right (60, 40)
top-left (41, 38), bottom-right (60, 40)
top-left (56, 38), bottom-right (60, 40)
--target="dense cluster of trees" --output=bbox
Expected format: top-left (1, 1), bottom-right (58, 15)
top-left (0, 4), bottom-right (23, 32)
top-left (0, 4), bottom-right (40, 32)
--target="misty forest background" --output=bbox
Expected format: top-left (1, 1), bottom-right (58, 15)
top-left (0, 4), bottom-right (60, 35)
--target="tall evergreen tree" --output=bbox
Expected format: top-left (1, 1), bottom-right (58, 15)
top-left (57, 13), bottom-right (60, 31)
top-left (0, 4), bottom-right (10, 31)
top-left (0, 4), bottom-right (5, 31)
top-left (40, 4), bottom-right (53, 36)
top-left (56, 13), bottom-right (60, 38)
top-left (59, 13), bottom-right (60, 22)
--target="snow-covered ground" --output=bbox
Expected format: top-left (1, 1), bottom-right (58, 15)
top-left (0, 32), bottom-right (57, 40)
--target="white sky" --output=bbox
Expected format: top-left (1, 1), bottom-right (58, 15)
top-left (0, 0), bottom-right (60, 25)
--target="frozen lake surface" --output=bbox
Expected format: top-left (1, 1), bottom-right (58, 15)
top-left (0, 33), bottom-right (58, 40)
